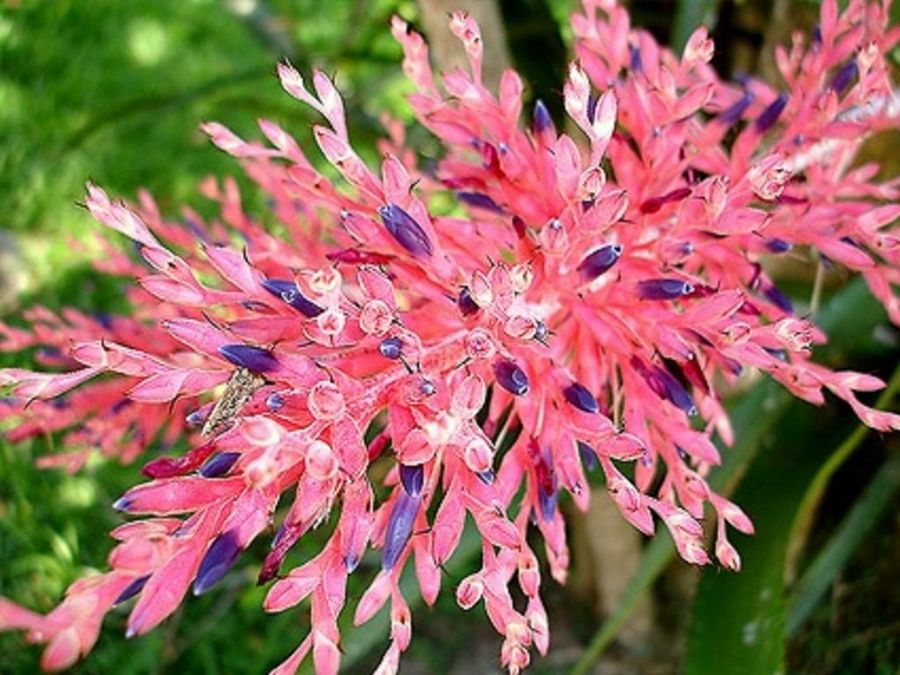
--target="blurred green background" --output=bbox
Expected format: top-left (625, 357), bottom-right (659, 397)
top-left (0, 0), bottom-right (898, 673)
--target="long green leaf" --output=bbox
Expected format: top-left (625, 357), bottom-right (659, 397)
top-left (786, 452), bottom-right (900, 637)
top-left (683, 399), bottom-right (858, 675)
top-left (785, 364), bottom-right (900, 580)
top-left (684, 367), bottom-right (899, 674)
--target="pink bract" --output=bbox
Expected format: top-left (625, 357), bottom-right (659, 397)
top-left (1, 1), bottom-right (899, 672)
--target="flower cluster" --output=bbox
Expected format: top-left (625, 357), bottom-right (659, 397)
top-left (1, 0), bottom-right (898, 672)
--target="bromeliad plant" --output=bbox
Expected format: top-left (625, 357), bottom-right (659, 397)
top-left (1, 0), bottom-right (898, 672)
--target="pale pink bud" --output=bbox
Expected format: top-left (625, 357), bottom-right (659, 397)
top-left (463, 437), bottom-right (494, 474)
top-left (316, 308), bottom-right (346, 336)
top-left (308, 381), bottom-right (345, 420)
top-left (359, 299), bottom-right (393, 336)
top-left (305, 440), bottom-right (339, 481)
top-left (397, 428), bottom-right (435, 465)
top-left (715, 538), bottom-right (742, 571)
top-left (240, 416), bottom-right (284, 447)
top-left (676, 535), bottom-right (711, 566)
top-left (539, 218), bottom-right (568, 252)
top-left (526, 597), bottom-right (549, 655)
top-left (720, 500), bottom-right (755, 534)
top-left (749, 155), bottom-right (791, 201)
top-left (517, 550), bottom-right (540, 597)
top-left (451, 375), bottom-right (486, 419)
top-left (309, 266), bottom-right (342, 295)
top-left (390, 602), bottom-right (412, 651)
top-left (276, 61), bottom-right (308, 100)
top-left (721, 321), bottom-right (752, 345)
top-left (456, 573), bottom-right (484, 609)
top-left (774, 318), bottom-right (813, 351)
top-left (504, 314), bottom-right (538, 340)
top-left (501, 640), bottom-right (531, 674)
top-left (245, 455), bottom-right (279, 488)
top-left (470, 271), bottom-right (493, 307)
top-left (577, 167), bottom-right (606, 201)
top-left (465, 329), bottom-right (496, 360)
top-left (683, 27), bottom-right (714, 63)
top-left (509, 263), bottom-right (533, 293)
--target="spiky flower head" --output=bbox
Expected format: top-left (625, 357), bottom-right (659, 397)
top-left (1, 1), bottom-right (898, 672)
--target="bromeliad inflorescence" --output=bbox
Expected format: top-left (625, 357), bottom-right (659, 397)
top-left (1, 1), bottom-right (899, 672)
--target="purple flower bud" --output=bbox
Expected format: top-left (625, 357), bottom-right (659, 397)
top-left (563, 382), bottom-right (599, 414)
top-left (629, 44), bottom-right (642, 72)
top-left (764, 238), bottom-right (792, 253)
top-left (493, 359), bottom-right (529, 396)
top-left (830, 59), bottom-right (858, 93)
top-left (399, 463), bottom-right (424, 497)
top-left (379, 336), bottom-right (403, 359)
top-left (532, 99), bottom-right (554, 134)
top-left (193, 531), bottom-right (242, 595)
top-left (185, 407), bottom-right (208, 428)
top-left (379, 203), bottom-right (434, 257)
top-left (112, 496), bottom-right (132, 512)
top-left (812, 24), bottom-right (822, 47)
top-left (534, 452), bottom-right (558, 522)
top-left (578, 244), bottom-right (623, 280)
top-left (637, 278), bottom-right (694, 300)
top-left (114, 575), bottom-right (150, 605)
top-left (458, 287), bottom-right (480, 317)
top-left (110, 398), bottom-right (131, 414)
top-left (718, 91), bottom-right (753, 125)
top-left (586, 93), bottom-right (598, 124)
top-left (382, 491), bottom-right (421, 570)
top-left (344, 553), bottom-right (360, 573)
top-left (219, 344), bottom-right (279, 374)
top-left (94, 313), bottom-right (114, 330)
top-left (199, 452), bottom-right (240, 478)
top-left (764, 347), bottom-right (788, 362)
top-left (457, 191), bottom-right (504, 213)
top-left (577, 441), bottom-right (599, 472)
top-left (266, 393), bottom-right (285, 411)
top-left (653, 367), bottom-right (697, 416)
top-left (762, 283), bottom-right (794, 313)
top-left (477, 469), bottom-right (495, 485)
top-left (755, 93), bottom-right (788, 133)
top-left (261, 278), bottom-right (324, 318)
top-left (538, 482), bottom-right (557, 521)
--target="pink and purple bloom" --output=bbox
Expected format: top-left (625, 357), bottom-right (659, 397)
top-left (1, 1), bottom-right (898, 672)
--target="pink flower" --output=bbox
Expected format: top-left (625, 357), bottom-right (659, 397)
top-left (1, 0), bottom-right (898, 671)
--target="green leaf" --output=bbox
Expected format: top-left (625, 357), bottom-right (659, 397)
top-left (672, 0), bottom-right (721, 52)
top-left (684, 365), bottom-right (899, 675)
top-left (787, 451), bottom-right (900, 637)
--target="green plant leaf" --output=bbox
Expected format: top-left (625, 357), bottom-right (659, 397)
top-left (786, 451), bottom-right (900, 637)
top-left (672, 0), bottom-right (721, 52)
top-left (684, 366), bottom-right (899, 675)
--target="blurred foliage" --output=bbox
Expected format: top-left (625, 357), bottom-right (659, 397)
top-left (1, 1), bottom-right (898, 674)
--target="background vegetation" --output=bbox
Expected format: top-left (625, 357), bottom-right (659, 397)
top-left (0, 1), bottom-right (897, 673)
